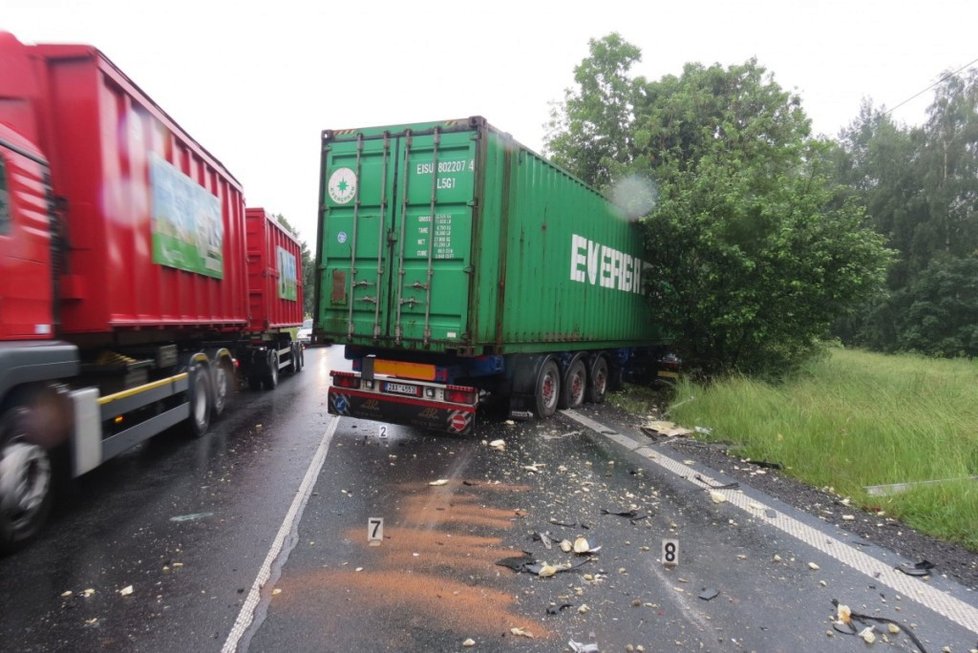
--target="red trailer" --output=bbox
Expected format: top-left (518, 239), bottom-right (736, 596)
top-left (0, 32), bottom-right (302, 550)
top-left (241, 207), bottom-right (305, 389)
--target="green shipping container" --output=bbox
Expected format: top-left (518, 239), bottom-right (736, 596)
top-left (315, 116), bottom-right (665, 355)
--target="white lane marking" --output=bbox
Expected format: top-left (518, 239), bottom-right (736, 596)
top-left (561, 409), bottom-right (978, 635)
top-left (222, 416), bottom-right (340, 653)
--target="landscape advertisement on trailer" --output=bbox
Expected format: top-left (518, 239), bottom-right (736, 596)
top-left (149, 153), bottom-right (223, 279)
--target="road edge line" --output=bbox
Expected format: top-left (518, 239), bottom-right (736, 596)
top-left (221, 415), bottom-right (340, 652)
top-left (561, 409), bottom-right (978, 636)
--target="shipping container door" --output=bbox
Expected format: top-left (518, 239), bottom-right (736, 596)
top-left (389, 129), bottom-right (476, 346)
top-left (321, 134), bottom-right (398, 340)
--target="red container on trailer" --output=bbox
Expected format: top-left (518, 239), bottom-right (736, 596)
top-left (245, 207), bottom-right (304, 331)
top-left (0, 34), bottom-right (248, 338)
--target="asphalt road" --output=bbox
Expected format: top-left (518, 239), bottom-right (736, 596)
top-left (1, 346), bottom-right (977, 652)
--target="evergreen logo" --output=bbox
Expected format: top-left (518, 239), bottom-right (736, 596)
top-left (328, 168), bottom-right (357, 204)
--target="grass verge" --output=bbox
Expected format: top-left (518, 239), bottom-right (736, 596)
top-left (663, 348), bottom-right (978, 551)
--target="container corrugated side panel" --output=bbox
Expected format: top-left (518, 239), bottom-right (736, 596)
top-left (245, 208), bottom-right (303, 330)
top-left (34, 44), bottom-right (249, 334)
top-left (494, 133), bottom-right (663, 351)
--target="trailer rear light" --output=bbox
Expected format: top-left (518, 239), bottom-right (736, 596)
top-left (330, 370), bottom-right (361, 389)
top-left (444, 385), bottom-right (477, 405)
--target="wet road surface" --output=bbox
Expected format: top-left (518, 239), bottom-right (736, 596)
top-left (2, 346), bottom-right (977, 652)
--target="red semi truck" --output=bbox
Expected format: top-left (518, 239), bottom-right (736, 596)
top-left (0, 33), bottom-right (303, 550)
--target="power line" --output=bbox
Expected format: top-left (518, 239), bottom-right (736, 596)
top-left (885, 56), bottom-right (978, 116)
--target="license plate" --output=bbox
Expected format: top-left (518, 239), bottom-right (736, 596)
top-left (383, 381), bottom-right (421, 397)
top-left (658, 370), bottom-right (679, 379)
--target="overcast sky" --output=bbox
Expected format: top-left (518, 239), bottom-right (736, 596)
top-left (6, 0), bottom-right (978, 244)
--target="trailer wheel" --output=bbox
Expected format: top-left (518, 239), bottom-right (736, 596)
top-left (263, 351), bottom-right (279, 390)
top-left (558, 358), bottom-right (587, 409)
top-left (212, 359), bottom-right (234, 418)
top-left (0, 404), bottom-right (54, 552)
top-left (586, 355), bottom-right (609, 404)
top-left (188, 364), bottom-right (212, 438)
top-left (533, 358), bottom-right (561, 418)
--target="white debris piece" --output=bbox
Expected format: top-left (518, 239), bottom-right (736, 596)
top-left (489, 439), bottom-right (506, 451)
top-left (119, 585), bottom-right (133, 597)
top-left (428, 479), bottom-right (449, 486)
top-left (462, 638), bottom-right (476, 647)
top-left (573, 537), bottom-right (591, 554)
top-left (509, 627), bottom-right (534, 639)
top-left (709, 491), bottom-right (727, 504)
top-left (808, 562), bottom-right (820, 571)
top-left (836, 604), bottom-right (852, 624)
top-left (859, 626), bottom-right (876, 644)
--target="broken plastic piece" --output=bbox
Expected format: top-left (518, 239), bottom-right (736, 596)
top-left (509, 627), bottom-right (534, 639)
top-left (488, 439), bottom-right (506, 451)
top-left (568, 641), bottom-right (600, 653)
top-left (119, 585), bottom-right (134, 597)
top-left (743, 459), bottom-right (784, 470)
top-left (698, 587), bottom-right (720, 601)
top-left (895, 560), bottom-right (934, 577)
top-left (428, 479), bottom-right (449, 486)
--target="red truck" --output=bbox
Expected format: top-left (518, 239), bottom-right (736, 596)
top-left (0, 33), bottom-right (303, 550)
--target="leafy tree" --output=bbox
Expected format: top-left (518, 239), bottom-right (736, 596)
top-left (893, 255), bottom-right (978, 357)
top-left (832, 71), bottom-right (978, 355)
top-left (547, 37), bottom-right (892, 378)
top-left (545, 33), bottom-right (642, 189)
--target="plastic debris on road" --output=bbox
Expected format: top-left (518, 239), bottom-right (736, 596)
top-left (509, 627), bottom-right (534, 639)
top-left (428, 479), bottom-right (449, 486)
top-left (698, 587), bottom-right (720, 601)
top-left (568, 641), bottom-right (600, 653)
top-left (119, 585), bottom-right (133, 597)
top-left (462, 638), bottom-right (475, 647)
top-left (709, 491), bottom-right (727, 504)
top-left (489, 439), bottom-right (506, 451)
top-left (641, 420), bottom-right (693, 438)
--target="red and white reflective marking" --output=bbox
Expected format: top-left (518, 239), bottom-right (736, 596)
top-left (448, 410), bottom-right (471, 433)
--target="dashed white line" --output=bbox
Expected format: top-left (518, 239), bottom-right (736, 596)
top-left (221, 416), bottom-right (340, 653)
top-left (561, 409), bottom-right (978, 635)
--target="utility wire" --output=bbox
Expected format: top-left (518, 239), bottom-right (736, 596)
top-left (885, 56), bottom-right (978, 116)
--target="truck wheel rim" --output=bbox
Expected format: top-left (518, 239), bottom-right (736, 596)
top-left (214, 365), bottom-right (228, 413)
top-left (193, 383), bottom-right (207, 426)
top-left (572, 369), bottom-right (585, 404)
top-left (0, 442), bottom-right (51, 525)
top-left (543, 371), bottom-right (557, 408)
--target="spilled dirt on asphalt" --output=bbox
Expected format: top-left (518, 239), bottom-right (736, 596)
top-left (273, 477), bottom-right (552, 645)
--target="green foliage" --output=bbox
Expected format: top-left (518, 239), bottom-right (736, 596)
top-left (547, 37), bottom-right (892, 378)
top-left (668, 348), bottom-right (978, 550)
top-left (545, 33), bottom-right (642, 189)
top-left (832, 70), bottom-right (978, 357)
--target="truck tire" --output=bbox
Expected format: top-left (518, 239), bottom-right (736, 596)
top-left (263, 351), bottom-right (279, 390)
top-left (211, 359), bottom-right (234, 418)
top-left (586, 355), bottom-right (609, 404)
top-left (0, 404), bottom-right (54, 552)
top-left (533, 358), bottom-right (561, 418)
top-left (558, 358), bottom-right (587, 409)
top-left (188, 363), bottom-right (212, 438)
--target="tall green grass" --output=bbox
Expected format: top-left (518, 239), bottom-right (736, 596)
top-left (668, 348), bottom-right (978, 550)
